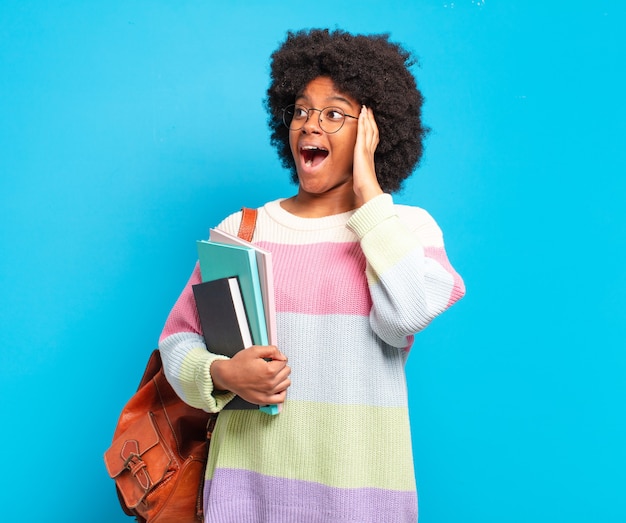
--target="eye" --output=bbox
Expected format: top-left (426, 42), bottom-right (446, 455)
top-left (293, 105), bottom-right (308, 120)
top-left (324, 107), bottom-right (345, 121)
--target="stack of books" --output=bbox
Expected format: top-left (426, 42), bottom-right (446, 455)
top-left (193, 229), bottom-right (279, 415)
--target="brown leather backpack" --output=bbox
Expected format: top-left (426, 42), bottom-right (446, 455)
top-left (104, 349), bottom-right (213, 522)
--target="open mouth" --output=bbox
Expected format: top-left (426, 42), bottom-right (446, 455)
top-left (300, 146), bottom-right (329, 167)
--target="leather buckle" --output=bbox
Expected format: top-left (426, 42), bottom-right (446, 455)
top-left (120, 439), bottom-right (152, 490)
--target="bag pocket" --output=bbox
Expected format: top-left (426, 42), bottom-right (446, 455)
top-left (104, 411), bottom-right (175, 509)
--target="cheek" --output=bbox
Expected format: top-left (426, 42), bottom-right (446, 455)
top-left (333, 134), bottom-right (357, 164)
top-left (288, 133), bottom-right (298, 159)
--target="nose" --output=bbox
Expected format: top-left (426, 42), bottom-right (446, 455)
top-left (301, 108), bottom-right (323, 134)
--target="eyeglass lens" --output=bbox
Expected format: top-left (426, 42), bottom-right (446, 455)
top-left (283, 105), bottom-right (347, 134)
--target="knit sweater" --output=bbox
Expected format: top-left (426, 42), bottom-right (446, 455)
top-left (158, 193), bottom-right (465, 523)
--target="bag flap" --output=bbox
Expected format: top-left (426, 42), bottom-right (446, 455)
top-left (104, 412), bottom-right (173, 508)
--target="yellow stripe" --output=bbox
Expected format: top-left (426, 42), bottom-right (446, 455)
top-left (178, 346), bottom-right (234, 410)
top-left (361, 217), bottom-right (423, 283)
top-left (206, 400), bottom-right (415, 491)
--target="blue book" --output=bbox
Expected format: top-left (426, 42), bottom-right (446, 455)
top-left (196, 240), bottom-right (269, 346)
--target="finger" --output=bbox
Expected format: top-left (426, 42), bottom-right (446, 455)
top-left (261, 364), bottom-right (290, 392)
top-left (266, 360), bottom-right (290, 378)
top-left (253, 345), bottom-right (288, 361)
top-left (356, 111), bottom-right (371, 156)
top-left (252, 381), bottom-right (290, 405)
top-left (358, 106), bottom-right (378, 150)
top-left (274, 364), bottom-right (291, 381)
top-left (355, 107), bottom-right (365, 144)
top-left (271, 375), bottom-right (291, 395)
top-left (363, 107), bottom-right (379, 148)
top-left (267, 389), bottom-right (288, 404)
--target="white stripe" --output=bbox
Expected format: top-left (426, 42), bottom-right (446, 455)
top-left (277, 312), bottom-right (409, 407)
top-left (158, 331), bottom-right (205, 402)
top-left (369, 251), bottom-right (456, 346)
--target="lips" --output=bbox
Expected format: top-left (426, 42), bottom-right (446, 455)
top-left (300, 146), bottom-right (329, 167)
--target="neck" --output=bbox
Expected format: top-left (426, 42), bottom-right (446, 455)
top-left (281, 189), bottom-right (358, 218)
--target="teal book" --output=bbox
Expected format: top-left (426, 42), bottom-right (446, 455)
top-left (210, 228), bottom-right (278, 346)
top-left (196, 240), bottom-right (269, 347)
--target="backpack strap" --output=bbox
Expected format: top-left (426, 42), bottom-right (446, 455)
top-left (237, 207), bottom-right (258, 242)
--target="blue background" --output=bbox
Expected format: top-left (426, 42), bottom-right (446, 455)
top-left (1, 1), bottom-right (624, 522)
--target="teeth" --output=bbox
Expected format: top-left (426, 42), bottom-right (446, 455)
top-left (301, 145), bottom-right (328, 167)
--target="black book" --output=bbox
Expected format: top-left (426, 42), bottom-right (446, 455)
top-left (192, 277), bottom-right (257, 410)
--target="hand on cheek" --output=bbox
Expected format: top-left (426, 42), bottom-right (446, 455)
top-left (353, 106), bottom-right (383, 205)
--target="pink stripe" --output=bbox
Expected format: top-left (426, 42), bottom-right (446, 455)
top-left (262, 241), bottom-right (371, 316)
top-left (159, 262), bottom-right (203, 341)
top-left (424, 246), bottom-right (466, 307)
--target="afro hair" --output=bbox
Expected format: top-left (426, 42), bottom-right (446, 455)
top-left (265, 28), bottom-right (428, 194)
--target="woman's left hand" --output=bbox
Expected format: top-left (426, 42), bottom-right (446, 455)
top-left (353, 106), bottom-right (383, 205)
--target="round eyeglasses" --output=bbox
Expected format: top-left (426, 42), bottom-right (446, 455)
top-left (282, 104), bottom-right (358, 134)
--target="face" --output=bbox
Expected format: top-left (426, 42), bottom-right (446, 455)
top-left (288, 76), bottom-right (360, 197)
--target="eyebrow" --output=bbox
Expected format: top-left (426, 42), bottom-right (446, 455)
top-left (295, 93), bottom-right (356, 107)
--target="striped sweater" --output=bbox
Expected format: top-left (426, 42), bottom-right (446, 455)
top-left (158, 194), bottom-right (465, 523)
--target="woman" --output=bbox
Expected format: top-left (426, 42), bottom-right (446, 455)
top-left (159, 28), bottom-right (465, 523)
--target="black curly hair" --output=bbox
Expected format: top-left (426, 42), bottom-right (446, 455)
top-left (265, 28), bottom-right (428, 194)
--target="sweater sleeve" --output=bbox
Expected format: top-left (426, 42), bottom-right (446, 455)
top-left (158, 262), bottom-right (236, 412)
top-left (347, 193), bottom-right (465, 349)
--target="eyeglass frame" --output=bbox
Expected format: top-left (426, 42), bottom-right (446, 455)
top-left (282, 104), bottom-right (359, 134)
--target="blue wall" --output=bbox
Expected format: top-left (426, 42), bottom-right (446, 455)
top-left (1, 2), bottom-right (624, 522)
